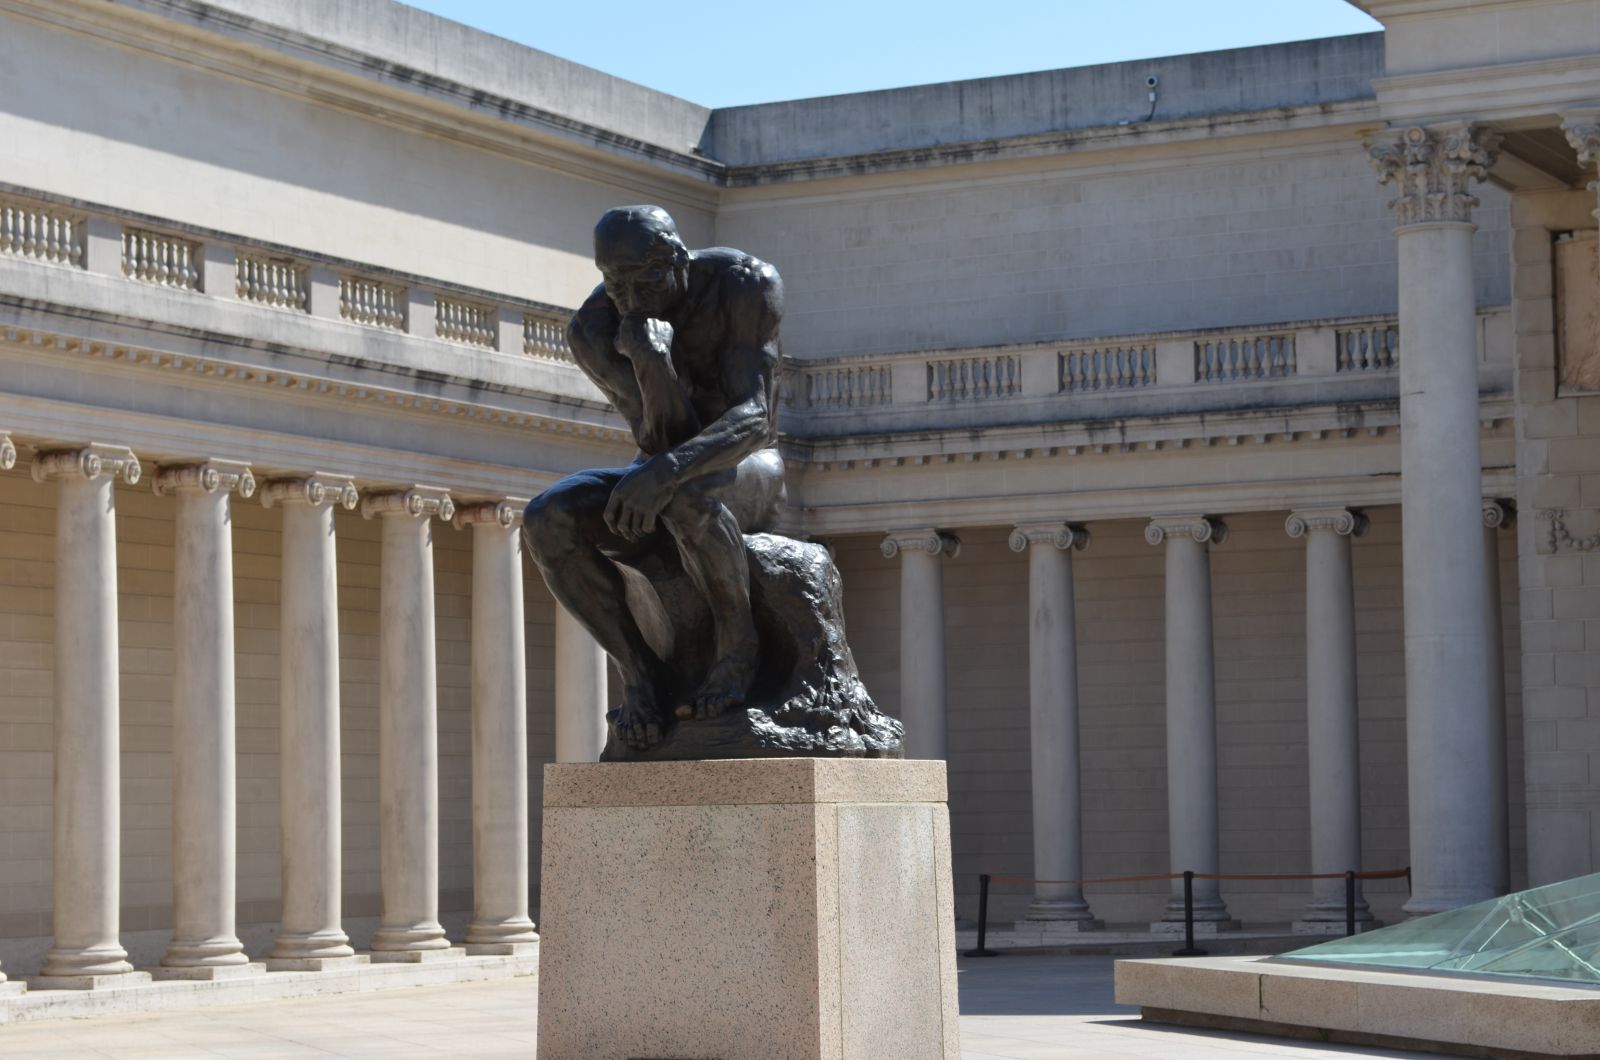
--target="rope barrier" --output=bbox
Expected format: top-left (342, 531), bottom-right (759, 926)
top-left (985, 865), bottom-right (1411, 887)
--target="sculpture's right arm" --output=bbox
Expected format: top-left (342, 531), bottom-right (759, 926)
top-left (567, 292), bottom-right (647, 436)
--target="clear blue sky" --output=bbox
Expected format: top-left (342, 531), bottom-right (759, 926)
top-left (407, 0), bottom-right (1381, 108)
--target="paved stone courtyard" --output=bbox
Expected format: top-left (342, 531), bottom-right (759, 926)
top-left (0, 953), bottom-right (1437, 1058)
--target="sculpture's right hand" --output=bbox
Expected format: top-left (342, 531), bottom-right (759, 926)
top-left (616, 314), bottom-right (674, 363)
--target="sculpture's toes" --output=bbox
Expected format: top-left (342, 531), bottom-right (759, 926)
top-left (692, 688), bottom-right (742, 720)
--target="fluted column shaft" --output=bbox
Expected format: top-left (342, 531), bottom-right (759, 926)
top-left (555, 603), bottom-right (608, 763)
top-left (156, 461), bottom-right (255, 972)
top-left (883, 530), bottom-right (960, 761)
top-left (265, 475), bottom-right (359, 964)
top-left (1148, 515), bottom-right (1231, 924)
top-left (1288, 509), bottom-right (1372, 927)
top-left (364, 487), bottom-right (454, 956)
top-left (1370, 123), bottom-right (1501, 913)
top-left (1011, 523), bottom-right (1094, 923)
top-left (457, 500), bottom-right (538, 952)
top-left (35, 446), bottom-right (141, 980)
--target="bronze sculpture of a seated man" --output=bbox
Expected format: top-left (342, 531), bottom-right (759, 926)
top-left (523, 205), bottom-right (900, 760)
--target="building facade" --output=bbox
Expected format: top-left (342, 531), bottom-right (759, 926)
top-left (0, 0), bottom-right (1597, 981)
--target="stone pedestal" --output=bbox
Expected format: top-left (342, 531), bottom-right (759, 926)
top-left (538, 758), bottom-right (960, 1060)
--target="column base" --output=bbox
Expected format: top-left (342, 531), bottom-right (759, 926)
top-left (0, 981), bottom-right (25, 996)
top-left (1024, 898), bottom-right (1098, 924)
top-left (29, 971), bottom-right (153, 991)
top-left (269, 930), bottom-right (355, 963)
top-left (1149, 919), bottom-right (1241, 935)
top-left (1293, 918), bottom-right (1383, 936)
top-left (147, 962), bottom-right (265, 981)
top-left (1015, 917), bottom-right (1104, 935)
top-left (464, 918), bottom-right (539, 949)
top-left (40, 944), bottom-right (134, 978)
top-left (368, 947), bottom-right (466, 964)
top-left (263, 954), bottom-right (372, 972)
top-left (465, 941), bottom-right (540, 956)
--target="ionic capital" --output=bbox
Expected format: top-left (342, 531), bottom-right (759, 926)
top-left (153, 459), bottom-right (256, 498)
top-left (1367, 122), bottom-right (1500, 228)
top-left (260, 473), bottom-right (359, 511)
top-left (1145, 514), bottom-right (1227, 547)
top-left (1562, 111), bottom-right (1600, 170)
top-left (453, 498), bottom-right (529, 530)
top-left (1008, 521), bottom-right (1089, 553)
top-left (0, 433), bottom-right (14, 472)
top-left (1483, 498), bottom-right (1516, 531)
top-left (361, 486), bottom-right (454, 522)
top-left (1285, 507), bottom-right (1368, 539)
top-left (31, 444), bottom-right (141, 486)
top-left (881, 528), bottom-right (961, 560)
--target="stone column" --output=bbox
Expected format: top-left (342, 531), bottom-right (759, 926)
top-left (555, 603), bottom-right (608, 763)
top-left (1483, 499), bottom-right (1515, 895)
top-left (363, 486), bottom-right (457, 960)
top-left (881, 529), bottom-right (960, 761)
top-left (262, 474), bottom-right (362, 970)
top-left (0, 432), bottom-right (14, 472)
top-left (1010, 522), bottom-right (1098, 929)
top-left (1286, 508), bottom-right (1374, 933)
top-left (32, 445), bottom-right (146, 987)
top-left (1370, 123), bottom-right (1501, 913)
top-left (1146, 515), bottom-right (1235, 930)
top-left (455, 499), bottom-right (539, 955)
top-left (152, 461), bottom-right (258, 978)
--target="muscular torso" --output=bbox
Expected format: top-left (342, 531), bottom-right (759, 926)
top-left (569, 248), bottom-right (783, 456)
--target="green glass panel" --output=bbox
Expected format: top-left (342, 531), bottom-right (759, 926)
top-left (1273, 872), bottom-right (1600, 986)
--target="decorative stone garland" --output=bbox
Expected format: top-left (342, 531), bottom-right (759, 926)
top-left (1542, 510), bottom-right (1600, 552)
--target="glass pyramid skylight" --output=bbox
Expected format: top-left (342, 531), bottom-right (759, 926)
top-left (1273, 872), bottom-right (1600, 987)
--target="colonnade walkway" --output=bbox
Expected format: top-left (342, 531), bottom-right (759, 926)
top-left (0, 955), bottom-right (1437, 1058)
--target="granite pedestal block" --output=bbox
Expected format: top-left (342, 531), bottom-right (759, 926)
top-left (537, 758), bottom-right (961, 1060)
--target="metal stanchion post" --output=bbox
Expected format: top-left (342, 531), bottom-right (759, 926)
top-left (965, 874), bottom-right (997, 958)
top-left (1345, 870), bottom-right (1357, 937)
top-left (1172, 870), bottom-right (1206, 957)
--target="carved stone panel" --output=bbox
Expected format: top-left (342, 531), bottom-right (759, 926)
top-left (1556, 231), bottom-right (1600, 393)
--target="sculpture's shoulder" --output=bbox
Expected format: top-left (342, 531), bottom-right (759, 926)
top-left (688, 248), bottom-right (783, 339)
top-left (567, 284), bottom-right (618, 352)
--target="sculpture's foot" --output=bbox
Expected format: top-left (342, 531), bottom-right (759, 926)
top-left (609, 683), bottom-right (665, 750)
top-left (683, 644), bottom-right (758, 721)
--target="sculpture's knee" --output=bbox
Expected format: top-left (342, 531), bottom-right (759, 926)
top-left (522, 486), bottom-right (584, 565)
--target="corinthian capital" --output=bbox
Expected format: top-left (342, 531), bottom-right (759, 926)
top-left (1367, 123), bottom-right (1500, 227)
top-left (881, 528), bottom-right (961, 559)
top-left (31, 444), bottom-right (141, 486)
top-left (361, 486), bottom-right (454, 522)
top-left (153, 459), bottom-right (256, 498)
top-left (1562, 111), bottom-right (1600, 169)
top-left (1145, 514), bottom-right (1227, 546)
top-left (453, 498), bottom-right (529, 530)
top-left (260, 473), bottom-right (359, 511)
top-left (1008, 521), bottom-right (1089, 553)
top-left (1285, 507), bottom-right (1368, 538)
top-left (0, 433), bottom-right (14, 472)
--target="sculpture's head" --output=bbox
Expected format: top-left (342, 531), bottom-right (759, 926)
top-left (594, 205), bottom-right (690, 318)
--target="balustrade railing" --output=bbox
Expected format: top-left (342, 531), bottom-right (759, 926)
top-left (1060, 344), bottom-right (1156, 392)
top-left (435, 296), bottom-right (497, 348)
top-left (523, 313), bottom-right (572, 361)
top-left (1336, 322), bottom-right (1399, 372)
top-left (339, 276), bottom-right (406, 330)
top-left (1195, 332), bottom-right (1295, 382)
top-left (928, 354), bottom-right (1020, 402)
top-left (1, 199), bottom-right (83, 266)
top-left (122, 228), bottom-right (199, 290)
top-left (235, 253), bottom-right (308, 311)
top-left (792, 364), bottom-right (892, 409)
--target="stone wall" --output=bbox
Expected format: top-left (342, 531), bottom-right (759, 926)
top-left (0, 463), bottom-right (560, 974)
top-left (716, 146), bottom-right (1510, 359)
top-left (830, 507), bottom-right (1524, 926)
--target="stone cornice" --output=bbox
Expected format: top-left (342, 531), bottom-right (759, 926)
top-left (1367, 123), bottom-right (1500, 227)
top-left (259, 473), bottom-right (360, 511)
top-left (1145, 515), bottom-right (1228, 546)
top-left (1008, 522), bottom-right (1090, 553)
top-left (153, 459), bottom-right (255, 498)
top-left (1483, 498), bottom-right (1516, 530)
top-left (453, 499), bottom-right (529, 530)
top-left (1285, 507), bottom-right (1369, 538)
top-left (362, 487), bottom-right (454, 522)
top-left (30, 443), bottom-right (141, 485)
top-left (880, 529), bottom-right (962, 560)
top-left (0, 433), bottom-right (13, 472)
